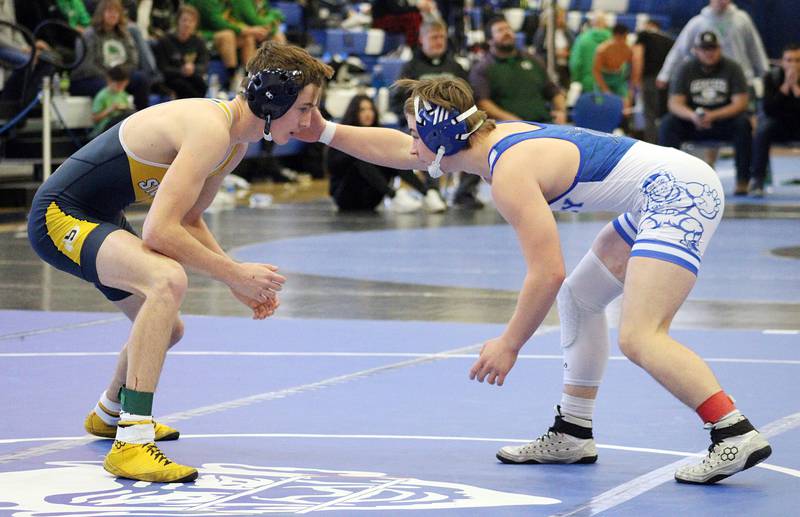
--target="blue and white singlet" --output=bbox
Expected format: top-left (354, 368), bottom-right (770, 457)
top-left (488, 123), bottom-right (725, 275)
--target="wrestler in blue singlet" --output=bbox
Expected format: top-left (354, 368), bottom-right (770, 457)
top-left (486, 122), bottom-right (724, 275)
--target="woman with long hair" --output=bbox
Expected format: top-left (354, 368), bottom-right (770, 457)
top-left (70, 0), bottom-right (151, 110)
top-left (327, 94), bottom-right (441, 212)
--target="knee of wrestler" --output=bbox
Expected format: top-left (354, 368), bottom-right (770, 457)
top-left (617, 324), bottom-right (648, 366)
top-left (144, 259), bottom-right (188, 307)
top-left (169, 318), bottom-right (185, 348)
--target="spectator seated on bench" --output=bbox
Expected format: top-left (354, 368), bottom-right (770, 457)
top-left (658, 31), bottom-right (752, 196)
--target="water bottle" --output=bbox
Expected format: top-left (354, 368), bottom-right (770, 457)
top-left (208, 73), bottom-right (220, 98)
top-left (53, 73), bottom-right (62, 96)
top-left (248, 193), bottom-right (273, 209)
top-left (60, 74), bottom-right (70, 96)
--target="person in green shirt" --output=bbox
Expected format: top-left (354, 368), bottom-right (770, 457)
top-left (90, 65), bottom-right (134, 138)
top-left (470, 16), bottom-right (566, 124)
top-left (229, 0), bottom-right (286, 44)
top-left (186, 0), bottom-right (272, 90)
top-left (569, 11), bottom-right (612, 93)
top-left (56, 0), bottom-right (91, 31)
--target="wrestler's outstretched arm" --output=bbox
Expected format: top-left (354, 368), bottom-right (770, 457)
top-left (469, 151), bottom-right (566, 386)
top-left (295, 108), bottom-right (422, 171)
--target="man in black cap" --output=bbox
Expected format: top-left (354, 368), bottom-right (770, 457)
top-left (658, 30), bottom-right (752, 195)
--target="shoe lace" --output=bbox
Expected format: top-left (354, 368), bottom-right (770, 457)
top-left (697, 424), bottom-right (738, 468)
top-left (144, 443), bottom-right (173, 466)
top-left (522, 427), bottom-right (560, 452)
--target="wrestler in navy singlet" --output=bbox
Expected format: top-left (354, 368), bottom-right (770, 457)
top-left (27, 99), bottom-right (242, 300)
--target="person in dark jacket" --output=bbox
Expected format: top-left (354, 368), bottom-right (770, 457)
top-left (632, 19), bottom-right (674, 143)
top-left (328, 94), bottom-right (433, 212)
top-left (391, 20), bottom-right (471, 209)
top-left (750, 43), bottom-right (800, 197)
top-left (154, 4), bottom-right (208, 99)
top-left (371, 0), bottom-right (439, 48)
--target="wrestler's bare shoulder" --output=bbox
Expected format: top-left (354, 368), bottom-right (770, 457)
top-left (485, 122), bottom-right (580, 199)
top-left (485, 121), bottom-right (543, 145)
top-left (125, 98), bottom-right (231, 134)
top-left (121, 98), bottom-right (233, 164)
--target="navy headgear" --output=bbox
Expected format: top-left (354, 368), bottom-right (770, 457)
top-left (246, 68), bottom-right (302, 141)
top-left (414, 96), bottom-right (482, 178)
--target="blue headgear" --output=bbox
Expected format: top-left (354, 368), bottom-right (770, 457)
top-left (414, 96), bottom-right (482, 178)
top-left (246, 68), bottom-right (302, 141)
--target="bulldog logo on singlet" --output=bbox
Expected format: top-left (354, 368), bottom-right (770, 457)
top-left (138, 178), bottom-right (160, 197)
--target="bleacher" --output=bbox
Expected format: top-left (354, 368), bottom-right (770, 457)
top-left (1, 0), bottom-right (792, 205)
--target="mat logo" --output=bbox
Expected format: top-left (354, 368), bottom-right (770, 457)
top-left (138, 178), bottom-right (160, 197)
top-left (0, 461), bottom-right (559, 515)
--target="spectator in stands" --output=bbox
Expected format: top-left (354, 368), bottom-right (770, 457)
top-left (229, 0), bottom-right (287, 45)
top-left (50, 0), bottom-right (91, 32)
top-left (187, 0), bottom-right (269, 91)
top-left (392, 20), bottom-right (470, 210)
top-left (0, 0), bottom-right (55, 107)
top-left (328, 94), bottom-right (440, 213)
top-left (659, 31), bottom-right (751, 196)
top-left (750, 43), bottom-right (800, 197)
top-left (90, 64), bottom-right (134, 137)
top-left (632, 19), bottom-right (674, 143)
top-left (85, 0), bottom-right (137, 21)
top-left (593, 23), bottom-right (633, 103)
top-left (569, 10), bottom-right (610, 95)
top-left (470, 16), bottom-right (566, 125)
top-left (69, 0), bottom-right (151, 110)
top-left (138, 0), bottom-right (181, 40)
top-left (371, 0), bottom-right (441, 49)
top-left (154, 4), bottom-right (208, 99)
top-left (532, 6), bottom-right (575, 89)
top-left (656, 0), bottom-right (768, 88)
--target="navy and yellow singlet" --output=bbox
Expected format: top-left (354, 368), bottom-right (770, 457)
top-left (27, 99), bottom-right (241, 300)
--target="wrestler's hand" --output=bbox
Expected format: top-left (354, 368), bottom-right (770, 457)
top-left (232, 290), bottom-right (280, 319)
top-left (228, 262), bottom-right (285, 302)
top-left (469, 337), bottom-right (519, 386)
top-left (293, 108), bottom-right (327, 143)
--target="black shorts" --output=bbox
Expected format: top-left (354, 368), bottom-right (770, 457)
top-left (28, 161), bottom-right (137, 302)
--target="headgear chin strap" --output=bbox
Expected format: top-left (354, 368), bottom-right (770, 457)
top-left (414, 96), bottom-right (483, 178)
top-left (245, 69), bottom-right (302, 141)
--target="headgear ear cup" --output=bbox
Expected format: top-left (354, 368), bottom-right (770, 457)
top-left (245, 69), bottom-right (303, 140)
top-left (414, 96), bottom-right (483, 177)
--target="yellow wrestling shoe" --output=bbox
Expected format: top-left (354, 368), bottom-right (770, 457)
top-left (84, 411), bottom-right (180, 441)
top-left (103, 440), bottom-right (198, 483)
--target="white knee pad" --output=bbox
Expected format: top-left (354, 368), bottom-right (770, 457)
top-left (558, 251), bottom-right (624, 387)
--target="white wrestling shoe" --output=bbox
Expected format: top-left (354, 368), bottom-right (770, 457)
top-left (387, 189), bottom-right (422, 213)
top-left (422, 189), bottom-right (447, 213)
top-left (496, 406), bottom-right (598, 465)
top-left (675, 413), bottom-right (772, 484)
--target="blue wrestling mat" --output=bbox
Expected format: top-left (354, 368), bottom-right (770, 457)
top-left (232, 218), bottom-right (800, 302)
top-left (1, 311), bottom-right (798, 516)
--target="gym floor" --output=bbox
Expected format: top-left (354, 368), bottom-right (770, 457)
top-left (0, 154), bottom-right (798, 516)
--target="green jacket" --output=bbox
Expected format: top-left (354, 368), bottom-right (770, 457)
top-left (569, 28), bottom-right (611, 92)
top-left (230, 0), bottom-right (284, 35)
top-left (56, 0), bottom-right (90, 29)
top-left (186, 0), bottom-right (242, 35)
